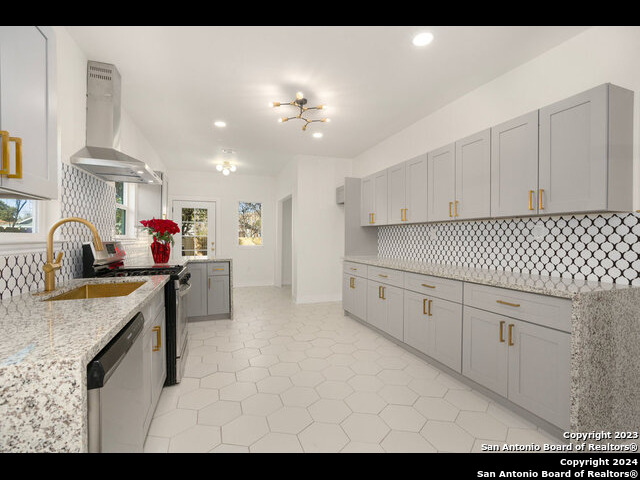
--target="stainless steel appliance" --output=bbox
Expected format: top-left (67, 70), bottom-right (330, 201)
top-left (83, 241), bottom-right (191, 385)
top-left (87, 313), bottom-right (145, 453)
top-left (71, 61), bottom-right (162, 185)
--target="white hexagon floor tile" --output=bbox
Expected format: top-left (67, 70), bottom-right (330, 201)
top-left (144, 286), bottom-right (559, 453)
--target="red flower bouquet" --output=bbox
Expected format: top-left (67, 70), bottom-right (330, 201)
top-left (140, 218), bottom-right (180, 263)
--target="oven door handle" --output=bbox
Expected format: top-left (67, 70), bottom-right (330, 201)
top-left (177, 283), bottom-right (192, 297)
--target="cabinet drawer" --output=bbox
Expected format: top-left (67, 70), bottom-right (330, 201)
top-left (463, 283), bottom-right (571, 333)
top-left (367, 265), bottom-right (403, 288)
top-left (343, 261), bottom-right (368, 278)
top-left (142, 289), bottom-right (165, 328)
top-left (208, 262), bottom-right (229, 276)
top-left (404, 272), bottom-right (463, 303)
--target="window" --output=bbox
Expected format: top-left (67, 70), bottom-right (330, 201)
top-left (238, 201), bottom-right (262, 246)
top-left (0, 198), bottom-right (35, 233)
top-left (181, 207), bottom-right (209, 256)
top-left (115, 182), bottom-right (127, 235)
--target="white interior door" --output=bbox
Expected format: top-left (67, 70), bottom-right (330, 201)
top-left (172, 200), bottom-right (216, 258)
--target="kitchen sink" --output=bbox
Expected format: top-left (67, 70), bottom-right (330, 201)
top-left (44, 281), bottom-right (146, 301)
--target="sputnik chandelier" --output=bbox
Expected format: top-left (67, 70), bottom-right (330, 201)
top-left (270, 92), bottom-right (330, 131)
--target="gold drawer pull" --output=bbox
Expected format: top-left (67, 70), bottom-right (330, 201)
top-left (421, 283), bottom-right (436, 289)
top-left (538, 189), bottom-right (544, 210)
top-left (0, 131), bottom-right (9, 175)
top-left (212, 268), bottom-right (225, 271)
top-left (152, 326), bottom-right (162, 351)
top-left (448, 202), bottom-right (453, 218)
top-left (378, 274), bottom-right (388, 278)
top-left (528, 190), bottom-right (534, 211)
top-left (508, 324), bottom-right (514, 346)
top-left (350, 267), bottom-right (358, 271)
top-left (454, 200), bottom-right (458, 217)
top-left (208, 278), bottom-right (211, 290)
top-left (349, 277), bottom-right (355, 289)
top-left (381, 286), bottom-right (385, 300)
top-left (496, 300), bottom-right (520, 308)
top-left (7, 137), bottom-right (22, 179)
top-left (499, 320), bottom-right (505, 343)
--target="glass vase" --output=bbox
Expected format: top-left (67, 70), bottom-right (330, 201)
top-left (150, 239), bottom-right (171, 264)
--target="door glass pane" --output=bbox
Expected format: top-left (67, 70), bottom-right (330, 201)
top-left (181, 207), bottom-right (208, 256)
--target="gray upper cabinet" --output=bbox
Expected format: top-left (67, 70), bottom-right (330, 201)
top-left (491, 111), bottom-right (539, 218)
top-left (387, 163), bottom-right (406, 224)
top-left (361, 169), bottom-right (388, 226)
top-left (455, 129), bottom-right (491, 220)
top-left (387, 154), bottom-right (428, 225)
top-left (0, 26), bottom-right (57, 199)
top-left (427, 143), bottom-right (456, 222)
top-left (539, 83), bottom-right (633, 215)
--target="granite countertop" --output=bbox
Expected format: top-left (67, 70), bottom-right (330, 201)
top-left (124, 253), bottom-right (232, 268)
top-left (0, 274), bottom-right (170, 452)
top-left (343, 255), bottom-right (637, 299)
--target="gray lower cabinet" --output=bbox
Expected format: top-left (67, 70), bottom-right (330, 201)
top-left (367, 280), bottom-right (403, 340)
top-left (142, 295), bottom-right (166, 436)
top-left (462, 305), bottom-right (570, 429)
top-left (343, 273), bottom-right (366, 320)
top-left (403, 290), bottom-right (462, 373)
top-left (186, 263), bottom-right (207, 317)
top-left (208, 275), bottom-right (230, 315)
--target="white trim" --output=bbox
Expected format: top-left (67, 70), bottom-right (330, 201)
top-left (0, 239), bottom-right (64, 255)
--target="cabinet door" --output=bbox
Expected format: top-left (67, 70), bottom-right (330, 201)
top-left (491, 111), bottom-right (539, 218)
top-left (428, 297), bottom-right (462, 373)
top-left (342, 273), bottom-right (353, 314)
top-left (403, 290), bottom-right (429, 354)
top-left (372, 170), bottom-right (388, 225)
top-left (367, 281), bottom-right (384, 329)
top-left (539, 84), bottom-right (608, 214)
top-left (150, 310), bottom-right (167, 410)
top-left (360, 174), bottom-right (374, 226)
top-left (141, 324), bottom-right (154, 433)
top-left (0, 26), bottom-right (57, 199)
top-left (507, 319), bottom-right (570, 430)
top-left (455, 129), bottom-right (491, 220)
top-left (208, 275), bottom-right (230, 315)
top-left (351, 275), bottom-right (367, 321)
top-left (404, 155), bottom-right (428, 224)
top-left (384, 284), bottom-right (404, 341)
top-left (186, 263), bottom-right (207, 317)
top-left (462, 306), bottom-right (508, 397)
top-left (427, 143), bottom-right (455, 222)
top-left (387, 163), bottom-right (406, 224)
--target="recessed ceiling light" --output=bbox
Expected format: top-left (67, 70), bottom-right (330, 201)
top-left (313, 132), bottom-right (323, 138)
top-left (214, 121), bottom-right (227, 128)
top-left (412, 32), bottom-right (434, 47)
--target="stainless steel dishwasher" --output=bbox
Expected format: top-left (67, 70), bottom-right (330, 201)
top-left (87, 313), bottom-right (145, 453)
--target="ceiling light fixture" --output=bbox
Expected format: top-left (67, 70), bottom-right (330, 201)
top-left (271, 91), bottom-right (330, 131)
top-left (214, 121), bottom-right (227, 128)
top-left (216, 161), bottom-right (236, 176)
top-left (313, 132), bottom-right (323, 139)
top-left (412, 32), bottom-right (434, 46)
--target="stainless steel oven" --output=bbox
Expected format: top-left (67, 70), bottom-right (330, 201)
top-left (83, 241), bottom-right (191, 385)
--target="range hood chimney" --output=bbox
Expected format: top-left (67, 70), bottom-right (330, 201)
top-left (71, 61), bottom-right (162, 185)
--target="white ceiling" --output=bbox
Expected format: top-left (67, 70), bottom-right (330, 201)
top-left (65, 25), bottom-right (590, 176)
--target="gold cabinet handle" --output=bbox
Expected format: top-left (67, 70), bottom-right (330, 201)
top-left (378, 274), bottom-right (388, 278)
top-left (454, 200), bottom-right (458, 217)
top-left (0, 131), bottom-right (9, 175)
top-left (448, 201), bottom-right (453, 218)
top-left (350, 277), bottom-right (355, 289)
top-left (8, 137), bottom-right (22, 179)
top-left (152, 326), bottom-right (162, 351)
top-left (371, 212), bottom-right (375, 224)
top-left (538, 189), bottom-right (544, 210)
top-left (378, 285), bottom-right (381, 298)
top-left (421, 283), bottom-right (436, 289)
top-left (212, 268), bottom-right (224, 271)
top-left (350, 267), bottom-right (357, 271)
top-left (508, 324), bottom-right (514, 346)
top-left (499, 320), bottom-right (505, 343)
top-left (496, 300), bottom-right (520, 308)
top-left (368, 213), bottom-right (372, 224)
top-left (528, 190), bottom-right (534, 211)
top-left (381, 286), bottom-right (385, 300)
top-left (423, 298), bottom-right (428, 315)
top-left (427, 299), bottom-right (432, 316)
top-left (208, 278), bottom-right (211, 290)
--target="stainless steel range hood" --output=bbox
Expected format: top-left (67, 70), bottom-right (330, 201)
top-left (71, 61), bottom-right (162, 185)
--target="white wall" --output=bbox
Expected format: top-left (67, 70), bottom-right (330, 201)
top-left (292, 155), bottom-right (352, 303)
top-left (353, 26), bottom-right (640, 207)
top-left (167, 169), bottom-right (276, 287)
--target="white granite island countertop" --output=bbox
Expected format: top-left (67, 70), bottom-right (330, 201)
top-left (0, 275), bottom-right (170, 453)
top-left (343, 255), bottom-right (640, 437)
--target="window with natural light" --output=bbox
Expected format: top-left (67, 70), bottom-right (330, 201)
top-left (0, 198), bottom-right (35, 233)
top-left (238, 201), bottom-right (262, 246)
top-left (115, 182), bottom-right (127, 236)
